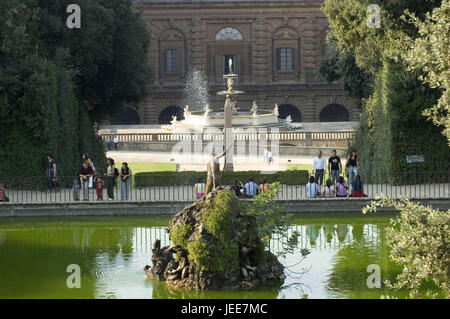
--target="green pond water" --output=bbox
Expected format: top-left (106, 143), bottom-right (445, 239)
top-left (0, 213), bottom-right (413, 299)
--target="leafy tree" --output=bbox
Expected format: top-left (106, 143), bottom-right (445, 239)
top-left (35, 0), bottom-right (151, 122)
top-left (364, 197), bottom-right (450, 299)
top-left (401, 0), bottom-right (450, 142)
top-left (318, 46), bottom-right (374, 99)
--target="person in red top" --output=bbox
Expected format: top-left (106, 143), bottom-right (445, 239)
top-left (94, 177), bottom-right (104, 200)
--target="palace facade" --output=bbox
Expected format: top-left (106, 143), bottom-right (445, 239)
top-left (113, 0), bottom-right (359, 125)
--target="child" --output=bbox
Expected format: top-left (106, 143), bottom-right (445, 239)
top-left (0, 184), bottom-right (9, 202)
top-left (306, 176), bottom-right (320, 198)
top-left (336, 176), bottom-right (348, 197)
top-left (72, 179), bottom-right (80, 201)
top-left (322, 179), bottom-right (336, 198)
top-left (94, 177), bottom-right (104, 200)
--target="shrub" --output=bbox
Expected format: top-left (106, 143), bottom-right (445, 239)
top-left (134, 170), bottom-right (309, 187)
top-left (364, 197), bottom-right (450, 299)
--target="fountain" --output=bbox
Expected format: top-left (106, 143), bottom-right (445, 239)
top-left (165, 60), bottom-right (301, 131)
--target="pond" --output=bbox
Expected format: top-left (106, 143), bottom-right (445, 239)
top-left (0, 213), bottom-right (411, 299)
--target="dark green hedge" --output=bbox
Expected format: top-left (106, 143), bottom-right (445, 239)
top-left (350, 58), bottom-right (450, 184)
top-left (134, 170), bottom-right (309, 187)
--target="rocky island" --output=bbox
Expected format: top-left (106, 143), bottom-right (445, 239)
top-left (144, 188), bottom-right (285, 290)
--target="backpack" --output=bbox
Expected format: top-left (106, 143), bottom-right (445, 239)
top-left (114, 167), bottom-right (119, 178)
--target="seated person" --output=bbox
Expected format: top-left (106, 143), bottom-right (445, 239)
top-left (230, 179), bottom-right (244, 198)
top-left (306, 176), bottom-right (320, 198)
top-left (336, 176), bottom-right (348, 197)
top-left (349, 175), bottom-right (368, 197)
top-left (0, 184), bottom-right (9, 202)
top-left (244, 177), bottom-right (259, 199)
top-left (322, 179), bottom-right (336, 198)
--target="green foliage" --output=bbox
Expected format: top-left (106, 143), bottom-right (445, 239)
top-left (402, 0), bottom-right (450, 142)
top-left (351, 59), bottom-right (450, 183)
top-left (186, 235), bottom-right (239, 272)
top-left (364, 197), bottom-right (450, 299)
top-left (203, 191), bottom-right (238, 241)
top-left (134, 170), bottom-right (309, 187)
top-left (170, 224), bottom-right (192, 248)
top-left (318, 46), bottom-right (374, 99)
top-left (0, 0), bottom-right (150, 182)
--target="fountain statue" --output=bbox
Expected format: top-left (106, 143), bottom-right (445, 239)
top-left (163, 59), bottom-right (301, 132)
top-left (184, 105), bottom-right (191, 118)
top-left (273, 103), bottom-right (279, 117)
top-left (251, 100), bottom-right (258, 117)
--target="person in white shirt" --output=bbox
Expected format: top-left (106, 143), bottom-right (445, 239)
top-left (306, 176), bottom-right (319, 198)
top-left (312, 150), bottom-right (326, 186)
top-left (113, 136), bottom-right (119, 150)
top-left (268, 149), bottom-right (273, 165)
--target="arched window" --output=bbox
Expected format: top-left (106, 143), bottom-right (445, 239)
top-left (158, 106), bottom-right (185, 124)
top-left (110, 107), bottom-right (140, 125)
top-left (319, 104), bottom-right (350, 122)
top-left (278, 104), bottom-right (302, 122)
top-left (215, 27), bottom-right (243, 41)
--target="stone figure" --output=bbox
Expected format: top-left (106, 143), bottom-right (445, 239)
top-left (184, 105), bottom-right (190, 118)
top-left (286, 115), bottom-right (292, 123)
top-left (228, 58), bottom-right (233, 74)
top-left (251, 100), bottom-right (258, 117)
top-left (205, 148), bottom-right (227, 194)
top-left (273, 103), bottom-right (279, 117)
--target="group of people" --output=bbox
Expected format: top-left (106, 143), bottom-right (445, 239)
top-left (45, 153), bottom-right (133, 201)
top-left (106, 136), bottom-right (120, 151)
top-left (307, 149), bottom-right (367, 198)
top-left (195, 176), bottom-right (271, 200)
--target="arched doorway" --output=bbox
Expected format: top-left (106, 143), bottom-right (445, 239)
top-left (319, 104), bottom-right (350, 122)
top-left (278, 104), bottom-right (302, 122)
top-left (159, 106), bottom-right (185, 124)
top-left (111, 107), bottom-right (140, 125)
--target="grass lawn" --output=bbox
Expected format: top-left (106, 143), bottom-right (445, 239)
top-left (127, 162), bottom-right (177, 174)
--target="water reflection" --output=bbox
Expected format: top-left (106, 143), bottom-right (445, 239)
top-left (0, 214), bottom-right (402, 299)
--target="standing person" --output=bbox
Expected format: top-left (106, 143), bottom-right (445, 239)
top-left (328, 149), bottom-right (342, 185)
top-left (244, 177), bottom-right (259, 199)
top-left (94, 177), bottom-right (104, 200)
top-left (107, 136), bottom-right (111, 151)
top-left (268, 149), bottom-right (273, 165)
top-left (230, 179), bottom-right (244, 198)
top-left (259, 177), bottom-right (270, 193)
top-left (104, 158), bottom-right (116, 200)
top-left (195, 178), bottom-right (206, 199)
top-left (120, 162), bottom-right (132, 200)
top-left (79, 161), bottom-right (93, 201)
top-left (346, 149), bottom-right (359, 186)
top-left (46, 154), bottom-right (57, 193)
top-left (113, 136), bottom-right (119, 150)
top-left (322, 179), bottom-right (336, 198)
top-left (263, 148), bottom-right (268, 164)
top-left (72, 178), bottom-right (80, 201)
top-left (82, 153), bottom-right (96, 189)
top-left (336, 176), bottom-right (349, 197)
top-left (312, 151), bottom-right (326, 186)
top-left (306, 176), bottom-right (320, 198)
